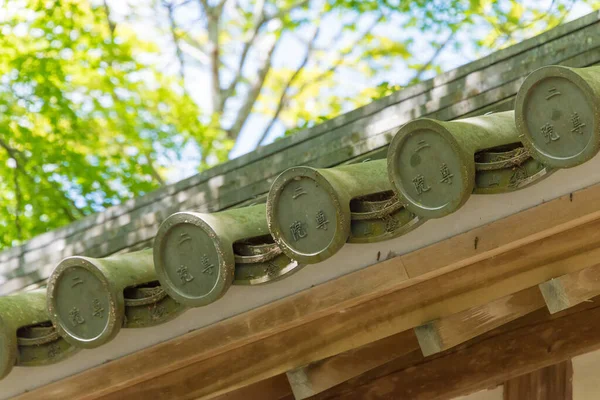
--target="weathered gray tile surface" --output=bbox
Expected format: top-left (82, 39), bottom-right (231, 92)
top-left (1, 12), bottom-right (599, 294)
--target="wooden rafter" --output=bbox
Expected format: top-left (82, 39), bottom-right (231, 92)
top-left (286, 331), bottom-right (418, 399)
top-left (539, 263), bottom-right (600, 314)
top-left (291, 260), bottom-right (600, 398)
top-left (313, 300), bottom-right (599, 400)
top-left (87, 223), bottom-right (600, 399)
top-left (414, 287), bottom-right (546, 357)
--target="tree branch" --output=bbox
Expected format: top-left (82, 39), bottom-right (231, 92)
top-left (102, 2), bottom-right (167, 188)
top-left (226, 33), bottom-right (280, 141)
top-left (12, 163), bottom-right (23, 242)
top-left (219, 0), bottom-right (310, 112)
top-left (483, 0), bottom-right (562, 49)
top-left (197, 0), bottom-right (224, 113)
top-left (178, 35), bottom-right (211, 65)
top-left (0, 136), bottom-right (22, 160)
top-left (145, 152), bottom-right (165, 186)
top-left (257, 25), bottom-right (321, 145)
top-left (103, 0), bottom-right (117, 36)
top-left (220, 0), bottom-right (266, 111)
top-left (164, 0), bottom-right (187, 82)
top-left (266, 0), bottom-right (310, 22)
top-left (296, 14), bottom-right (383, 91)
top-left (412, 29), bottom-right (456, 83)
top-left (0, 135), bottom-right (80, 221)
top-left (257, 13), bottom-right (383, 145)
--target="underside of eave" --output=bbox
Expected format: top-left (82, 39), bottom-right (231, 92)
top-left (0, 11), bottom-right (600, 400)
top-left (11, 178), bottom-right (600, 400)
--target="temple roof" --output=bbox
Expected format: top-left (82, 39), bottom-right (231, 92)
top-left (0, 11), bottom-right (599, 399)
top-left (2, 11), bottom-right (598, 295)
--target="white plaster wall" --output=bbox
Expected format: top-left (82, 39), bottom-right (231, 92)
top-left (454, 387), bottom-right (503, 400)
top-left (2, 153), bottom-right (600, 398)
top-left (573, 348), bottom-right (600, 400)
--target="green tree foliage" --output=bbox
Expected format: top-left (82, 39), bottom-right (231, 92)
top-left (1, 0), bottom-right (598, 248)
top-left (0, 0), bottom-right (228, 247)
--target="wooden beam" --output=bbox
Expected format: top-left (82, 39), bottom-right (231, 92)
top-left (539, 263), bottom-right (600, 314)
top-left (317, 301), bottom-right (599, 400)
top-left (400, 185), bottom-right (600, 280)
top-left (212, 374), bottom-right (292, 400)
top-left (286, 330), bottom-right (418, 399)
top-left (15, 184), bottom-right (600, 400)
top-left (414, 287), bottom-right (546, 356)
top-left (504, 361), bottom-right (573, 400)
top-left (288, 286), bottom-right (545, 398)
top-left (92, 218), bottom-right (600, 400)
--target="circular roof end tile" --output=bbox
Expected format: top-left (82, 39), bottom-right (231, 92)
top-left (47, 257), bottom-right (118, 349)
top-left (154, 212), bottom-right (234, 307)
top-left (516, 65), bottom-right (600, 168)
top-left (387, 119), bottom-right (474, 219)
top-left (267, 167), bottom-right (350, 264)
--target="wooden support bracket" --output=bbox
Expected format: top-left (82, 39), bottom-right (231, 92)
top-left (316, 300), bottom-right (600, 400)
top-left (539, 263), bottom-right (600, 314)
top-left (285, 331), bottom-right (417, 399)
top-left (414, 287), bottom-right (545, 357)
